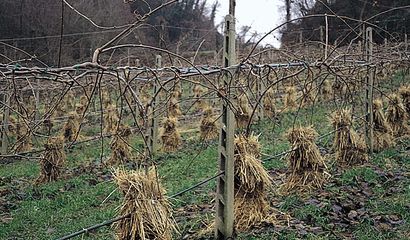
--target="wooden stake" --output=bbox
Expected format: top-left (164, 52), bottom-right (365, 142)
top-left (365, 27), bottom-right (374, 153)
top-left (1, 92), bottom-right (10, 154)
top-left (215, 5), bottom-right (236, 239)
top-left (148, 55), bottom-right (161, 155)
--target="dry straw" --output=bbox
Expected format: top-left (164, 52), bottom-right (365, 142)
top-left (399, 85), bottom-right (410, 115)
top-left (302, 83), bottom-right (316, 106)
top-left (113, 168), bottom-right (176, 240)
top-left (65, 91), bottom-right (75, 111)
top-left (321, 79), bottom-right (332, 101)
top-left (284, 85), bottom-right (297, 111)
top-left (233, 134), bottom-right (274, 231)
top-left (160, 117), bottom-right (182, 152)
top-left (62, 111), bottom-right (80, 142)
top-left (167, 97), bottom-right (182, 118)
top-left (236, 94), bottom-right (251, 129)
top-left (281, 126), bottom-right (329, 193)
top-left (108, 125), bottom-right (133, 165)
top-left (372, 99), bottom-right (395, 151)
top-left (263, 88), bottom-right (277, 118)
top-left (193, 85), bottom-right (207, 111)
top-left (386, 93), bottom-right (410, 137)
top-left (200, 107), bottom-right (219, 140)
top-left (102, 89), bottom-right (112, 108)
top-left (330, 109), bottom-right (368, 165)
top-left (36, 136), bottom-right (66, 183)
top-left (104, 104), bottom-right (120, 134)
top-left (14, 119), bottom-right (32, 153)
top-left (75, 103), bottom-right (86, 115)
top-left (79, 95), bottom-right (88, 107)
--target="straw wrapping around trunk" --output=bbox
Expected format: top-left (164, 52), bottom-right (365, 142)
top-left (104, 104), bottom-right (120, 134)
top-left (263, 88), bottom-right (277, 118)
top-left (167, 97), bottom-right (182, 118)
top-left (236, 94), bottom-right (251, 128)
top-left (36, 136), bottom-right (66, 183)
top-left (200, 107), bottom-right (218, 140)
top-left (284, 86), bottom-right (297, 111)
top-left (233, 134), bottom-right (274, 231)
top-left (14, 119), bottom-right (32, 153)
top-left (281, 126), bottom-right (328, 193)
top-left (113, 168), bottom-right (176, 240)
top-left (372, 99), bottom-right (395, 151)
top-left (386, 93), bottom-right (410, 137)
top-left (399, 85), bottom-right (410, 114)
top-left (160, 117), bottom-right (182, 152)
top-left (62, 111), bottom-right (80, 142)
top-left (322, 79), bottom-right (332, 101)
top-left (108, 126), bottom-right (133, 165)
top-left (331, 109), bottom-right (368, 165)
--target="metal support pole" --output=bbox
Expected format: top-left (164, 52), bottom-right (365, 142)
top-left (1, 92), bottom-right (10, 154)
top-left (405, 34), bottom-right (408, 53)
top-left (299, 31), bottom-right (303, 44)
top-left (365, 27), bottom-right (374, 154)
top-left (148, 55), bottom-right (161, 155)
top-left (215, 9), bottom-right (236, 240)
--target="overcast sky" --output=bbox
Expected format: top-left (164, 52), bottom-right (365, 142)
top-left (212, 0), bottom-right (284, 48)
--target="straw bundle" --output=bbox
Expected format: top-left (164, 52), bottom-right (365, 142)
top-left (233, 134), bottom-right (274, 231)
top-left (0, 114), bottom-right (17, 136)
top-left (79, 95), bottom-right (88, 107)
top-left (386, 94), bottom-right (410, 137)
top-left (104, 104), bottom-right (120, 134)
top-left (330, 109), bottom-right (368, 165)
top-left (102, 90), bottom-right (112, 108)
top-left (113, 168), bottom-right (176, 240)
top-left (65, 92), bottom-right (75, 111)
top-left (302, 84), bottom-right (316, 106)
top-left (399, 85), bottom-right (410, 115)
top-left (263, 88), bottom-right (277, 118)
top-left (281, 126), bottom-right (328, 193)
top-left (321, 79), bottom-right (332, 101)
top-left (172, 83), bottom-right (182, 99)
top-left (284, 86), bottom-right (297, 111)
top-left (75, 103), bottom-right (86, 115)
top-left (62, 111), bottom-right (80, 142)
top-left (200, 107), bottom-right (219, 140)
top-left (193, 85), bottom-right (207, 110)
top-left (372, 99), bottom-right (395, 151)
top-left (236, 94), bottom-right (251, 128)
top-left (167, 97), bottom-right (182, 118)
top-left (36, 136), bottom-right (66, 183)
top-left (140, 83), bottom-right (151, 107)
top-left (14, 120), bottom-right (32, 153)
top-left (160, 117), bottom-right (182, 152)
top-left (108, 125), bottom-right (132, 165)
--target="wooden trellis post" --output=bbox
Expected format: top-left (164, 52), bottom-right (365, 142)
top-left (35, 79), bottom-right (40, 121)
top-left (148, 55), bottom-right (161, 155)
top-left (365, 27), bottom-right (374, 153)
top-left (257, 69), bottom-right (266, 120)
top-left (215, 1), bottom-right (236, 238)
top-left (1, 91), bottom-right (10, 155)
top-left (319, 25), bottom-right (324, 49)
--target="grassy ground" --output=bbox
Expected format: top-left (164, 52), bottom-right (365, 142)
top-left (0, 72), bottom-right (409, 239)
